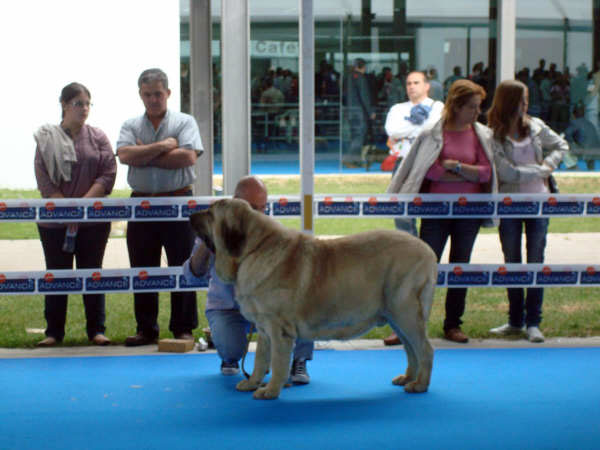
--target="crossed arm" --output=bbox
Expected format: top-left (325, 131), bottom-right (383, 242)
top-left (117, 137), bottom-right (197, 169)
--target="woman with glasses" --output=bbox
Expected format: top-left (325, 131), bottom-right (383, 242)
top-left (34, 82), bottom-right (117, 347)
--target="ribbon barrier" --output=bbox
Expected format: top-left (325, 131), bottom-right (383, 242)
top-left (2, 192), bottom-right (600, 221)
top-left (1, 193), bottom-right (599, 294)
top-left (1, 264), bottom-right (600, 295)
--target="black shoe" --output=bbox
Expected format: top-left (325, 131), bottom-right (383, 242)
top-left (124, 333), bottom-right (157, 347)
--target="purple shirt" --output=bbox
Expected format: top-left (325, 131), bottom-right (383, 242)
top-left (34, 124), bottom-right (117, 227)
top-left (425, 127), bottom-right (492, 194)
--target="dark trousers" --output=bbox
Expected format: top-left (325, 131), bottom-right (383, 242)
top-left (420, 218), bottom-right (482, 331)
top-left (37, 223), bottom-right (111, 341)
top-left (126, 218), bottom-right (198, 338)
top-left (499, 218), bottom-right (549, 327)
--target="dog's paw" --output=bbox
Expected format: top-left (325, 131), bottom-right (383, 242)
top-left (392, 374), bottom-right (412, 386)
top-left (403, 381), bottom-right (429, 393)
top-left (252, 386), bottom-right (280, 400)
top-left (236, 379), bottom-right (259, 392)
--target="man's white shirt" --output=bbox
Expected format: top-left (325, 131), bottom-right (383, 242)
top-left (384, 97), bottom-right (444, 158)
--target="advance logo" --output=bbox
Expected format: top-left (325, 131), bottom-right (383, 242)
top-left (38, 273), bottom-right (83, 292)
top-left (133, 271), bottom-right (176, 290)
top-left (0, 203), bottom-right (36, 221)
top-left (0, 274), bottom-right (35, 293)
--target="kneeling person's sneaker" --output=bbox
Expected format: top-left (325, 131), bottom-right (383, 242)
top-left (526, 326), bottom-right (545, 343)
top-left (290, 359), bottom-right (310, 385)
top-left (490, 323), bottom-right (524, 336)
top-left (220, 361), bottom-right (240, 376)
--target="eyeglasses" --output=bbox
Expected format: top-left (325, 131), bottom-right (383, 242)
top-left (71, 100), bottom-right (93, 108)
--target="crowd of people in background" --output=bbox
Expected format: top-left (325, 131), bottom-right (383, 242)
top-left (193, 57), bottom-right (599, 164)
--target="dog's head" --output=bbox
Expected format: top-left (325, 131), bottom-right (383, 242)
top-left (189, 198), bottom-right (253, 283)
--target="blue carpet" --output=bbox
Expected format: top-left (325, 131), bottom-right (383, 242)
top-left (1, 348), bottom-right (599, 450)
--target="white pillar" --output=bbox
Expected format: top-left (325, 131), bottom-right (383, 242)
top-left (221, 0), bottom-right (251, 195)
top-left (300, 0), bottom-right (315, 234)
top-left (190, 0), bottom-right (213, 196)
top-left (496, 0), bottom-right (516, 84)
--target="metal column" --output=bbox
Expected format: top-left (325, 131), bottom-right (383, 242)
top-left (190, 0), bottom-right (213, 196)
top-left (221, 0), bottom-right (251, 195)
top-left (300, 0), bottom-right (315, 234)
top-left (496, 0), bottom-right (516, 84)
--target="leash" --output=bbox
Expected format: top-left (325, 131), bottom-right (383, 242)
top-left (241, 323), bottom-right (255, 379)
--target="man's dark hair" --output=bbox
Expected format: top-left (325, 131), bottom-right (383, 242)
top-left (138, 68), bottom-right (169, 89)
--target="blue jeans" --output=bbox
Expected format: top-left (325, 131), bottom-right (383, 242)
top-left (420, 218), bottom-right (482, 331)
top-left (206, 309), bottom-right (314, 364)
top-left (499, 218), bottom-right (549, 327)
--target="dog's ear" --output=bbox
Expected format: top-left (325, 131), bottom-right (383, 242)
top-left (189, 210), bottom-right (216, 253)
top-left (220, 211), bottom-right (246, 257)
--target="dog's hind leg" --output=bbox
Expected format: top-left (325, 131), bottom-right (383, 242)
top-left (237, 332), bottom-right (271, 392)
top-left (387, 291), bottom-right (434, 393)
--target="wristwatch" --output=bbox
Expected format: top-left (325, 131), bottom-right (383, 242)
top-left (453, 162), bottom-right (462, 174)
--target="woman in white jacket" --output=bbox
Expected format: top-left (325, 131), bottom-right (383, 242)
top-left (487, 79), bottom-right (570, 343)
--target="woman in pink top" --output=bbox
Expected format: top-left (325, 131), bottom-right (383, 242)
top-left (386, 79), bottom-right (497, 344)
top-left (487, 80), bottom-right (570, 343)
top-left (34, 82), bottom-right (117, 347)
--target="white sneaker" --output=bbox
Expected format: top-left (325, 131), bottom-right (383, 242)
top-left (220, 361), bottom-right (240, 376)
top-left (489, 323), bottom-right (524, 336)
top-left (526, 326), bottom-right (545, 343)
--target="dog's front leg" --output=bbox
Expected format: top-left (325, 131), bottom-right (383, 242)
top-left (236, 332), bottom-right (270, 392)
top-left (253, 330), bottom-right (293, 400)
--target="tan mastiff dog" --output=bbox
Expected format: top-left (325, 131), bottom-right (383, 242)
top-left (190, 198), bottom-right (437, 400)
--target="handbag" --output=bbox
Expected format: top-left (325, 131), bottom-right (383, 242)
top-left (548, 174), bottom-right (559, 193)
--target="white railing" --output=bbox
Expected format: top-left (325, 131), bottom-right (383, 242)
top-left (1, 193), bottom-right (599, 294)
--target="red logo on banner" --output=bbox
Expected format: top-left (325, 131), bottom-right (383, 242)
top-left (498, 266), bottom-right (508, 276)
top-left (587, 266), bottom-right (596, 276)
top-left (139, 270), bottom-right (148, 280)
top-left (368, 197), bottom-right (377, 206)
top-left (453, 266), bottom-right (463, 276)
top-left (413, 196), bottom-right (423, 206)
top-left (93, 201), bottom-right (103, 210)
top-left (0, 274), bottom-right (6, 284)
top-left (92, 272), bottom-right (101, 281)
top-left (279, 198), bottom-right (288, 206)
top-left (458, 196), bottom-right (467, 206)
top-left (45, 202), bottom-right (55, 211)
top-left (44, 273), bottom-right (54, 282)
top-left (548, 197), bottom-right (558, 206)
top-left (542, 266), bottom-right (552, 276)
top-left (503, 197), bottom-right (513, 206)
top-left (324, 197), bottom-right (333, 205)
top-left (141, 200), bottom-right (151, 210)
top-left (345, 196), bottom-right (353, 202)
top-left (390, 196), bottom-right (399, 202)
top-left (0, 202), bottom-right (6, 212)
top-left (593, 197), bottom-right (600, 206)
top-left (187, 200), bottom-right (197, 209)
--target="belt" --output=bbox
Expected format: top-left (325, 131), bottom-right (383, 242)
top-left (132, 185), bottom-right (193, 197)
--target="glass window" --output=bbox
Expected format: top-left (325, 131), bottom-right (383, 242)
top-left (180, 0), bottom-right (494, 175)
top-left (516, 0), bottom-right (599, 170)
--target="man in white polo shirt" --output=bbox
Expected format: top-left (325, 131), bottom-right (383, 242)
top-left (384, 70), bottom-right (444, 235)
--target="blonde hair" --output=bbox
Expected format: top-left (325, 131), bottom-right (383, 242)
top-left (442, 79), bottom-right (486, 125)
